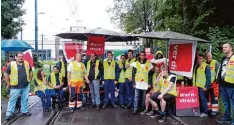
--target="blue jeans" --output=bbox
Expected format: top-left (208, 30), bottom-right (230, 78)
top-left (55, 88), bottom-right (64, 105)
top-left (104, 80), bottom-right (116, 105)
top-left (125, 79), bottom-right (134, 106)
top-left (199, 87), bottom-right (208, 113)
top-left (89, 80), bottom-right (100, 105)
top-left (35, 90), bottom-right (50, 111)
top-left (6, 84), bottom-right (30, 117)
top-left (70, 87), bottom-right (86, 106)
top-left (220, 86), bottom-right (234, 122)
top-left (119, 83), bottom-right (127, 105)
top-left (45, 89), bottom-right (56, 108)
top-left (133, 89), bottom-right (146, 111)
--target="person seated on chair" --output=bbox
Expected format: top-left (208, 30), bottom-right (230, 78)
top-left (149, 66), bottom-right (177, 122)
top-left (47, 66), bottom-right (65, 109)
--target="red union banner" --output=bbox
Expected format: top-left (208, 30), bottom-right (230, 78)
top-left (64, 42), bottom-right (82, 59)
top-left (23, 50), bottom-right (34, 68)
top-left (86, 35), bottom-right (105, 55)
top-left (168, 40), bottom-right (197, 77)
top-left (176, 86), bottom-right (200, 116)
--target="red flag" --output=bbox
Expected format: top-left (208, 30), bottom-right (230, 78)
top-left (86, 35), bottom-right (105, 56)
top-left (23, 50), bottom-right (34, 68)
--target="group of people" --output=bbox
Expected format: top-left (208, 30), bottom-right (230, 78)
top-left (2, 42), bottom-right (234, 124)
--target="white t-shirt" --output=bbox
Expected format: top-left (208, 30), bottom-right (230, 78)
top-left (67, 61), bottom-right (86, 72)
top-left (131, 61), bottom-right (153, 90)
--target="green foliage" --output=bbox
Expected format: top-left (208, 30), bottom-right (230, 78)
top-left (1, 0), bottom-right (26, 39)
top-left (1, 85), bottom-right (8, 100)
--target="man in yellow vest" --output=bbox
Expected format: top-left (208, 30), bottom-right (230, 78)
top-left (118, 55), bottom-right (127, 108)
top-left (86, 53), bottom-right (103, 111)
top-left (102, 51), bottom-right (120, 109)
top-left (149, 66), bottom-right (177, 122)
top-left (131, 51), bottom-right (153, 114)
top-left (206, 53), bottom-right (220, 116)
top-left (47, 66), bottom-right (65, 109)
top-left (216, 43), bottom-right (234, 125)
top-left (67, 53), bottom-right (90, 112)
top-left (193, 53), bottom-right (211, 117)
top-left (125, 50), bottom-right (136, 109)
top-left (4, 52), bottom-right (33, 120)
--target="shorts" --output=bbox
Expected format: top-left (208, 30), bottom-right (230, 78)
top-left (150, 92), bottom-right (175, 102)
top-left (70, 81), bottom-right (84, 94)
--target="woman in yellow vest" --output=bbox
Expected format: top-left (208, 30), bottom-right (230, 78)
top-left (193, 53), bottom-right (211, 117)
top-left (141, 65), bottom-right (161, 116)
top-left (67, 53), bottom-right (90, 112)
top-left (47, 66), bottom-right (65, 109)
top-left (149, 66), bottom-right (177, 122)
top-left (118, 55), bottom-right (127, 108)
top-left (34, 69), bottom-right (51, 112)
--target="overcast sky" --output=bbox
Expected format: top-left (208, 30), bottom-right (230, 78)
top-left (20, 0), bottom-right (119, 40)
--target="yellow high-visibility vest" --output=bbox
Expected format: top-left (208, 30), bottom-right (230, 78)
top-left (34, 78), bottom-right (47, 93)
top-left (207, 60), bottom-right (218, 83)
top-left (70, 61), bottom-right (86, 82)
top-left (60, 61), bottom-right (65, 77)
top-left (125, 58), bottom-right (136, 79)
top-left (87, 60), bottom-right (100, 80)
top-left (224, 55), bottom-right (234, 84)
top-left (177, 75), bottom-right (184, 80)
top-left (158, 75), bottom-right (177, 96)
top-left (10, 61), bottom-right (30, 86)
top-left (135, 61), bottom-right (151, 82)
top-left (193, 62), bottom-right (208, 88)
top-left (103, 60), bottom-right (116, 80)
top-left (118, 60), bottom-right (126, 83)
top-left (48, 73), bottom-right (63, 89)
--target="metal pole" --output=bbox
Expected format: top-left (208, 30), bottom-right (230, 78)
top-left (41, 33), bottom-right (44, 53)
top-left (166, 40), bottom-right (169, 67)
top-left (35, 0), bottom-right (38, 53)
top-left (20, 30), bottom-right (22, 40)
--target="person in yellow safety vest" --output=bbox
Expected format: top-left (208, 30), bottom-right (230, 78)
top-left (47, 66), bottom-right (65, 109)
top-left (216, 43), bottom-right (234, 125)
top-left (86, 53), bottom-right (103, 111)
top-left (5, 52), bottom-right (33, 120)
top-left (125, 50), bottom-right (137, 109)
top-left (193, 53), bottom-right (211, 118)
top-left (34, 69), bottom-right (51, 112)
top-left (102, 51), bottom-right (120, 109)
top-left (140, 65), bottom-right (161, 116)
top-left (67, 53), bottom-right (90, 112)
top-left (131, 51), bottom-right (153, 114)
top-left (149, 66), bottom-right (177, 122)
top-left (118, 55), bottom-right (127, 108)
top-left (56, 56), bottom-right (66, 77)
top-left (206, 53), bottom-right (220, 116)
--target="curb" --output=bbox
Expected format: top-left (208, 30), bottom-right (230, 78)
top-left (170, 115), bottom-right (189, 125)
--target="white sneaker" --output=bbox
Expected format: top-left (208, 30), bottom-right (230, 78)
top-left (199, 113), bottom-right (208, 117)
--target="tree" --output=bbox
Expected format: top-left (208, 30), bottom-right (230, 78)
top-left (1, 0), bottom-right (25, 39)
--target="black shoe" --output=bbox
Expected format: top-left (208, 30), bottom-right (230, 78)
top-left (96, 105), bottom-right (100, 111)
top-left (112, 104), bottom-right (118, 108)
top-left (159, 112), bottom-right (166, 122)
top-left (89, 104), bottom-right (96, 108)
top-left (132, 110), bottom-right (137, 114)
top-left (52, 104), bottom-right (56, 109)
top-left (120, 105), bottom-right (125, 109)
top-left (125, 104), bottom-right (131, 109)
top-left (5, 115), bottom-right (13, 121)
top-left (22, 112), bottom-right (31, 116)
top-left (216, 117), bottom-right (232, 124)
top-left (102, 104), bottom-right (107, 109)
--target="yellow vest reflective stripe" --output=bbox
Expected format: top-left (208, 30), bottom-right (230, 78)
top-left (208, 60), bottom-right (217, 83)
top-left (152, 73), bottom-right (160, 92)
top-left (158, 75), bottom-right (177, 96)
top-left (104, 60), bottom-right (116, 80)
top-left (34, 78), bottom-right (47, 93)
top-left (10, 61), bottom-right (30, 86)
top-left (193, 62), bottom-right (208, 88)
top-left (87, 60), bottom-right (100, 79)
top-left (48, 73), bottom-right (63, 89)
top-left (118, 61), bottom-right (125, 83)
top-left (135, 61), bottom-right (151, 82)
top-left (70, 61), bottom-right (86, 82)
top-left (224, 55), bottom-right (234, 84)
top-left (61, 61), bottom-right (65, 77)
top-left (125, 58), bottom-right (136, 78)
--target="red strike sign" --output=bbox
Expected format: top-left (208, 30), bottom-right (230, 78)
top-left (176, 87), bottom-right (199, 110)
top-left (86, 35), bottom-right (105, 55)
top-left (169, 43), bottom-right (192, 72)
top-left (64, 42), bottom-right (82, 59)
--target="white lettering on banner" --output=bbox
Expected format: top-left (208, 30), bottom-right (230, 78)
top-left (171, 45), bottom-right (178, 70)
top-left (180, 93), bottom-right (195, 97)
top-left (179, 92), bottom-right (197, 103)
top-left (180, 98), bottom-right (198, 103)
